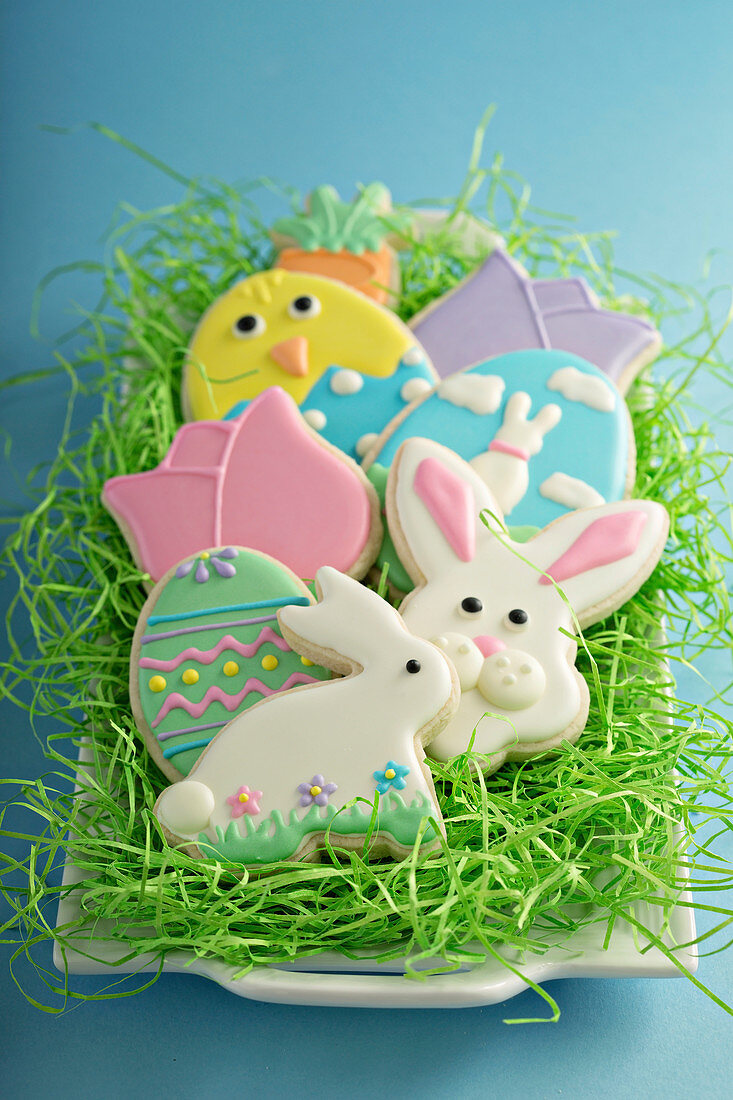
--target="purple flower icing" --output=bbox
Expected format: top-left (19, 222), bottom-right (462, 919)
top-left (297, 774), bottom-right (338, 807)
top-left (175, 549), bottom-right (239, 583)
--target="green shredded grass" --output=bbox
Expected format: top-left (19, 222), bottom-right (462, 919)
top-left (1, 114), bottom-right (732, 1020)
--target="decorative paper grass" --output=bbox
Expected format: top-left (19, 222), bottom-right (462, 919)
top-left (2, 114), bottom-right (732, 1021)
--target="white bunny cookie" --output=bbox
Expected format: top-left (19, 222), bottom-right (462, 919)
top-left (387, 439), bottom-right (669, 773)
top-left (155, 567), bottom-right (459, 868)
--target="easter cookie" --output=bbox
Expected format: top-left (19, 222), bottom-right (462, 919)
top-left (270, 182), bottom-right (408, 304)
top-left (364, 350), bottom-right (634, 592)
top-left (131, 548), bottom-right (331, 780)
top-left (183, 269), bottom-right (436, 460)
top-left (154, 567), bottom-right (459, 867)
top-left (387, 438), bottom-right (669, 773)
top-left (409, 245), bottom-right (662, 392)
top-left (103, 386), bottom-right (382, 587)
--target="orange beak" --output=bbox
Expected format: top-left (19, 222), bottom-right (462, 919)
top-left (269, 336), bottom-right (309, 377)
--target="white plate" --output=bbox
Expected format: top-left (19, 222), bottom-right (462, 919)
top-left (53, 746), bottom-right (697, 1009)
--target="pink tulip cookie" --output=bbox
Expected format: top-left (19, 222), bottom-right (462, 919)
top-left (154, 567), bottom-right (459, 867)
top-left (131, 547), bottom-right (331, 780)
top-left (103, 387), bottom-right (382, 587)
top-left (387, 438), bottom-right (669, 773)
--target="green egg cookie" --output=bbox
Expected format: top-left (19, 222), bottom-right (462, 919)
top-left (131, 547), bottom-right (330, 780)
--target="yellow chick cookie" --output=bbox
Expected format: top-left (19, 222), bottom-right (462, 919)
top-left (183, 271), bottom-right (432, 437)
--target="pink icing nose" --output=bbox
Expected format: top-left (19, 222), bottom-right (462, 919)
top-left (473, 635), bottom-right (506, 658)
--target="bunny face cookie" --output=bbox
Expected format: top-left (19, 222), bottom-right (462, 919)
top-left (387, 439), bottom-right (669, 773)
top-left (154, 567), bottom-right (459, 868)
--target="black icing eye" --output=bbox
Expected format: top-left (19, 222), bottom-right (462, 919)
top-left (287, 294), bottom-right (321, 320)
top-left (233, 313), bottom-right (266, 339)
top-left (459, 596), bottom-right (483, 617)
top-left (505, 608), bottom-right (529, 631)
top-left (405, 659), bottom-right (422, 674)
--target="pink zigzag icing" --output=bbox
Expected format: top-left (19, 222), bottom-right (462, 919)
top-left (139, 628), bottom-right (291, 672)
top-left (151, 672), bottom-right (319, 727)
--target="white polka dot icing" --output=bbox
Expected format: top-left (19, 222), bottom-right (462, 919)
top-left (356, 432), bottom-right (379, 458)
top-left (303, 408), bottom-right (327, 431)
top-left (402, 346), bottom-right (424, 367)
top-left (400, 377), bottom-right (433, 404)
top-left (330, 369), bottom-right (364, 396)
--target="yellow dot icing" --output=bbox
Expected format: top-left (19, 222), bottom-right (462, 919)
top-left (310, 785), bottom-right (322, 797)
top-left (200, 551), bottom-right (210, 559)
top-left (301, 657), bottom-right (314, 667)
top-left (385, 768), bottom-right (396, 780)
top-left (182, 668), bottom-right (199, 685)
top-left (238, 792), bottom-right (250, 803)
top-left (149, 675), bottom-right (167, 693)
top-left (223, 661), bottom-right (239, 677)
top-left (261, 654), bottom-right (279, 671)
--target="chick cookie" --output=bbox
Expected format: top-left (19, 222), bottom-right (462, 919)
top-left (183, 269), bottom-right (436, 461)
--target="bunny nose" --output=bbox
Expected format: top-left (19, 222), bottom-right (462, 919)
top-left (473, 635), bottom-right (506, 658)
top-left (269, 336), bottom-right (309, 377)
top-left (478, 649), bottom-right (546, 711)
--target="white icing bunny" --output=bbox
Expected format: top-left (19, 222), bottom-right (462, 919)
top-left (387, 439), bottom-right (669, 773)
top-left (155, 566), bottom-right (459, 866)
top-left (470, 390), bottom-right (562, 516)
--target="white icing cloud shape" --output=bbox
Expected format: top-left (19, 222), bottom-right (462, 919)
top-left (437, 373), bottom-right (505, 416)
top-left (546, 366), bottom-right (615, 413)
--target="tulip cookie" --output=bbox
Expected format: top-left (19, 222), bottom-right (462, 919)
top-left (410, 244), bottom-right (662, 392)
top-left (154, 567), bottom-right (459, 867)
top-left (131, 547), bottom-right (331, 779)
top-left (387, 439), bottom-right (669, 773)
top-left (183, 269), bottom-right (436, 460)
top-left (103, 387), bottom-right (382, 587)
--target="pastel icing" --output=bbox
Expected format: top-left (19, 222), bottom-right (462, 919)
top-left (388, 439), bottom-right (669, 772)
top-left (368, 350), bottom-right (629, 530)
top-left (133, 548), bottom-right (330, 778)
top-left (409, 245), bottom-right (661, 388)
top-left (224, 353), bottom-right (435, 464)
top-left (103, 387), bottom-right (380, 584)
top-left (183, 271), bottom-right (434, 452)
top-left (154, 567), bottom-right (458, 866)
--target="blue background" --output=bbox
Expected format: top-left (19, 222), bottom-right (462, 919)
top-left (2, 2), bottom-right (732, 1096)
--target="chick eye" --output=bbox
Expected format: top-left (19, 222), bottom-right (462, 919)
top-left (233, 313), bottom-right (266, 339)
top-left (504, 608), bottom-right (529, 631)
top-left (405, 659), bottom-right (421, 674)
top-left (459, 596), bottom-right (483, 617)
top-left (288, 295), bottom-right (321, 320)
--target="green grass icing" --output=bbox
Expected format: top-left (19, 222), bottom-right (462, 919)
top-left (197, 792), bottom-right (437, 864)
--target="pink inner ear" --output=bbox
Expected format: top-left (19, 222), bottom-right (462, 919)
top-left (539, 510), bottom-right (647, 585)
top-left (413, 457), bottom-right (476, 562)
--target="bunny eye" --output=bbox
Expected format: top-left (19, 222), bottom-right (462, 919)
top-left (405, 659), bottom-right (421, 674)
top-left (459, 596), bottom-right (483, 617)
top-left (504, 608), bottom-right (529, 631)
top-left (288, 295), bottom-right (321, 320)
top-left (233, 313), bottom-right (266, 339)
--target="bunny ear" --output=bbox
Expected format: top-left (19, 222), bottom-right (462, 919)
top-left (525, 500), bottom-right (669, 626)
top-left (278, 566), bottom-right (406, 672)
top-left (386, 438), bottom-right (504, 585)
